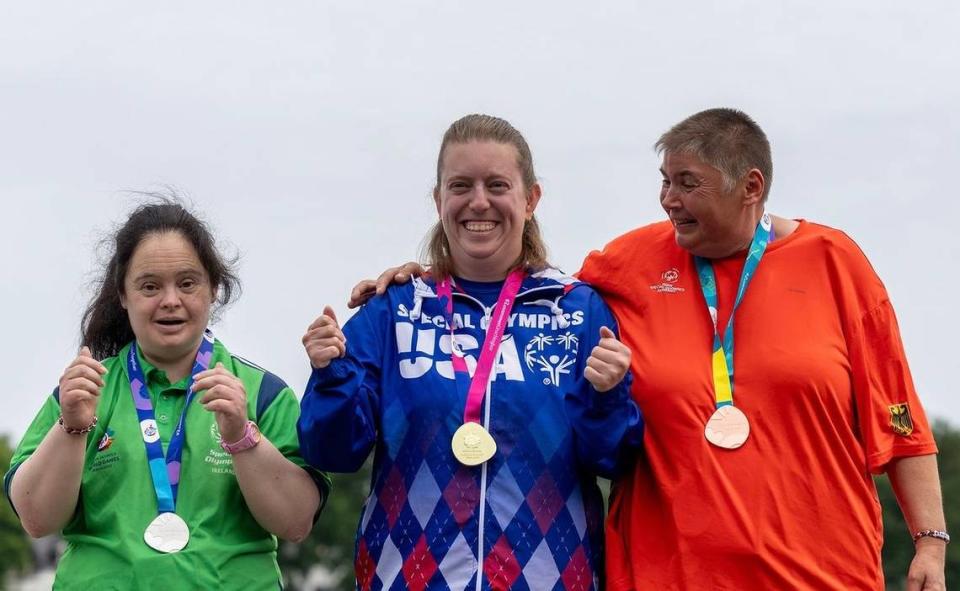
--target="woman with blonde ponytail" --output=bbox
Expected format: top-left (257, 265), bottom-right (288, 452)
top-left (299, 114), bottom-right (643, 590)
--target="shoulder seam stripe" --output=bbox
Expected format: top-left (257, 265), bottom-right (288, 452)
top-left (232, 354), bottom-right (267, 373)
top-left (256, 370), bottom-right (289, 421)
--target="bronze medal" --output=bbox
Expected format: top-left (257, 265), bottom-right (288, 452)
top-left (704, 405), bottom-right (750, 449)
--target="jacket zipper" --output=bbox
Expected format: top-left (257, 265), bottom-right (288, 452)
top-left (475, 379), bottom-right (492, 591)
top-left (451, 285), bottom-right (564, 590)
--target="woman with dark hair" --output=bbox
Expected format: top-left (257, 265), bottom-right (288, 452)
top-left (298, 114), bottom-right (643, 590)
top-left (5, 201), bottom-right (327, 590)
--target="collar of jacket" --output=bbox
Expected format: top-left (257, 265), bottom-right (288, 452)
top-left (407, 267), bottom-right (581, 328)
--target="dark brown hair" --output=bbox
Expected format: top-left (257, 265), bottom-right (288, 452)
top-left (81, 197), bottom-right (240, 358)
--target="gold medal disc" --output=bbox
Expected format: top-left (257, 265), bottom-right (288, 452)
top-left (705, 405), bottom-right (750, 449)
top-left (452, 422), bottom-right (497, 466)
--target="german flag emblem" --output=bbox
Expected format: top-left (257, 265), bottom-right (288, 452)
top-left (889, 403), bottom-right (914, 436)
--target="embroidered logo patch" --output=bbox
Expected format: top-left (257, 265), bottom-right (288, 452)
top-left (889, 403), bottom-right (914, 436)
top-left (92, 427), bottom-right (121, 472)
top-left (97, 428), bottom-right (115, 452)
top-left (650, 267), bottom-right (685, 294)
top-left (206, 422), bottom-right (235, 475)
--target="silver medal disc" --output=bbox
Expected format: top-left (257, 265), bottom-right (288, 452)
top-left (144, 512), bottom-right (190, 553)
top-left (704, 405), bottom-right (751, 449)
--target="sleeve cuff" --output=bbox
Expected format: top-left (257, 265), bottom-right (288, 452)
top-left (302, 466), bottom-right (332, 520)
top-left (308, 357), bottom-right (355, 385)
top-left (585, 377), bottom-right (632, 413)
top-left (3, 461), bottom-right (22, 517)
top-left (867, 442), bottom-right (939, 474)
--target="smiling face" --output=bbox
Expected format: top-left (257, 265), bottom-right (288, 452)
top-left (435, 141), bottom-right (541, 280)
top-left (119, 231), bottom-right (214, 368)
top-left (659, 150), bottom-right (764, 258)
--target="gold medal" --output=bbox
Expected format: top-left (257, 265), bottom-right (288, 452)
top-left (451, 422), bottom-right (497, 466)
top-left (705, 405), bottom-right (750, 449)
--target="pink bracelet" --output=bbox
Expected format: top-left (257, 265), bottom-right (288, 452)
top-left (58, 415), bottom-right (98, 435)
top-left (913, 530), bottom-right (950, 544)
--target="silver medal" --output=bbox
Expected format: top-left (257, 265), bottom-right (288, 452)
top-left (144, 512), bottom-right (190, 553)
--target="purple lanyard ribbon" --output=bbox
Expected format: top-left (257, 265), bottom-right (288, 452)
top-left (435, 269), bottom-right (525, 424)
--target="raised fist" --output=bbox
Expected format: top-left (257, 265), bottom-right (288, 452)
top-left (58, 346), bottom-right (106, 429)
top-left (303, 306), bottom-right (347, 369)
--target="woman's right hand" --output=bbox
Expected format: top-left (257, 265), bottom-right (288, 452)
top-left (303, 306), bottom-right (348, 368)
top-left (57, 346), bottom-right (106, 429)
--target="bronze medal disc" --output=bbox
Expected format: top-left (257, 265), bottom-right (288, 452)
top-left (452, 422), bottom-right (497, 466)
top-left (704, 405), bottom-right (750, 449)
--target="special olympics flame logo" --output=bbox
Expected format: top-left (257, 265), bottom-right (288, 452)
top-left (662, 268), bottom-right (680, 283)
top-left (524, 332), bottom-right (578, 387)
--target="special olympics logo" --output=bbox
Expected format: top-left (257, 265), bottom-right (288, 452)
top-left (524, 332), bottom-right (579, 387)
top-left (662, 268), bottom-right (680, 283)
top-left (210, 422), bottom-right (222, 443)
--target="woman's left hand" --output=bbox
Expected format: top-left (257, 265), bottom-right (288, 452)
top-left (906, 539), bottom-right (946, 590)
top-left (585, 326), bottom-right (632, 393)
top-left (193, 363), bottom-right (249, 443)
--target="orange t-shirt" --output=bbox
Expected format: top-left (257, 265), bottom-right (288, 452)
top-left (579, 220), bottom-right (937, 591)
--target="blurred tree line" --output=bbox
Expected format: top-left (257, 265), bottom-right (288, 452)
top-left (279, 465), bottom-right (372, 589)
top-left (879, 420), bottom-right (960, 590)
top-left (0, 435), bottom-right (34, 589)
top-left (3, 425), bottom-right (958, 590)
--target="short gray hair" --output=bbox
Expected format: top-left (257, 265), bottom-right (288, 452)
top-left (655, 108), bottom-right (773, 201)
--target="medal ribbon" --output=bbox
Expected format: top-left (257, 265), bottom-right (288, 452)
top-left (126, 330), bottom-right (215, 513)
top-left (694, 213), bottom-right (771, 408)
top-left (435, 269), bottom-right (525, 424)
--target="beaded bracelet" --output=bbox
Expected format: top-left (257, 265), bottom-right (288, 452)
top-left (913, 530), bottom-right (951, 544)
top-left (58, 415), bottom-right (99, 435)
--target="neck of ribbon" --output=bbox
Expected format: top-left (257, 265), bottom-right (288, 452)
top-left (126, 329), bottom-right (215, 514)
top-left (435, 268), bottom-right (525, 424)
top-left (693, 213), bottom-right (771, 408)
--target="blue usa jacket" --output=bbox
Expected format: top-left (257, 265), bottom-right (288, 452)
top-left (298, 269), bottom-right (643, 591)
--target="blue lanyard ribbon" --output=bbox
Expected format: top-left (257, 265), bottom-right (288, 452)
top-left (126, 330), bottom-right (215, 513)
top-left (694, 214), bottom-right (771, 408)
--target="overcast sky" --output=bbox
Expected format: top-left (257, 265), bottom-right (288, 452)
top-left (2, 2), bottom-right (958, 440)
